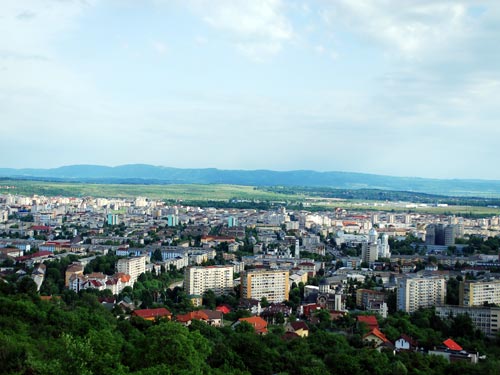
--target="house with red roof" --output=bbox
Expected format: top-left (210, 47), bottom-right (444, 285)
top-left (176, 311), bottom-right (209, 326)
top-left (429, 339), bottom-right (478, 364)
top-left (216, 304), bottom-right (231, 314)
top-left (235, 316), bottom-right (268, 335)
top-left (357, 315), bottom-right (379, 331)
top-left (443, 338), bottom-right (463, 351)
top-left (132, 308), bottom-right (172, 321)
top-left (363, 328), bottom-right (393, 350)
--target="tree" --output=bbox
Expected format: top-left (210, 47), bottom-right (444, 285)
top-left (203, 290), bottom-right (217, 309)
top-left (143, 321), bottom-right (211, 373)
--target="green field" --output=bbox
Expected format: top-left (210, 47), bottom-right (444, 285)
top-left (0, 179), bottom-right (301, 201)
top-left (1, 179), bottom-right (499, 216)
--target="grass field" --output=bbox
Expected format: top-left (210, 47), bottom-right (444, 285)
top-left (0, 179), bottom-right (301, 201)
top-left (1, 179), bottom-right (499, 216)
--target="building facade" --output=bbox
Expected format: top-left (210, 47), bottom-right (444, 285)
top-left (184, 265), bottom-right (234, 297)
top-left (459, 279), bottom-right (500, 307)
top-left (397, 276), bottom-right (446, 312)
top-left (240, 269), bottom-right (289, 303)
top-left (116, 256), bottom-right (146, 284)
top-left (436, 305), bottom-right (500, 338)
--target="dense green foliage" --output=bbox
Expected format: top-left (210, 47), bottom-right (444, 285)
top-left (1, 278), bottom-right (500, 375)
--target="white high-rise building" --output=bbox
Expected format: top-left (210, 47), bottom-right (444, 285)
top-left (377, 233), bottom-right (391, 259)
top-left (295, 239), bottom-right (300, 259)
top-left (116, 256), bottom-right (147, 284)
top-left (397, 276), bottom-right (446, 313)
top-left (184, 266), bottom-right (234, 297)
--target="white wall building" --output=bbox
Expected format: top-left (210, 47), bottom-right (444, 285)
top-left (397, 276), bottom-right (446, 313)
top-left (116, 256), bottom-right (147, 284)
top-left (184, 265), bottom-right (234, 297)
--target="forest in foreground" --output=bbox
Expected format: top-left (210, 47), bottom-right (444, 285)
top-left (1, 277), bottom-right (500, 375)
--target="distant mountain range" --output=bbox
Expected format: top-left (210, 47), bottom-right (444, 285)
top-left (1, 164), bottom-right (500, 197)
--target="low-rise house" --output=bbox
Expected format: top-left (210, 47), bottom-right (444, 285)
top-left (234, 316), bottom-right (268, 335)
top-left (429, 338), bottom-right (479, 364)
top-left (216, 304), bottom-right (231, 315)
top-left (363, 328), bottom-right (393, 350)
top-left (357, 315), bottom-right (379, 331)
top-left (238, 298), bottom-right (261, 316)
top-left (132, 308), bottom-right (172, 321)
top-left (261, 303), bottom-right (292, 323)
top-left (176, 310), bottom-right (223, 327)
top-left (286, 321), bottom-right (309, 338)
top-left (176, 311), bottom-right (209, 326)
top-left (395, 334), bottom-right (418, 351)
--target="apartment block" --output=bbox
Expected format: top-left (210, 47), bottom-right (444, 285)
top-left (459, 279), bottom-right (500, 307)
top-left (184, 265), bottom-right (234, 297)
top-left (241, 269), bottom-right (289, 303)
top-left (116, 256), bottom-right (147, 284)
top-left (397, 276), bottom-right (446, 313)
top-left (436, 305), bottom-right (500, 338)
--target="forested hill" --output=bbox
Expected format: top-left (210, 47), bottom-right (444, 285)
top-left (1, 164), bottom-right (500, 197)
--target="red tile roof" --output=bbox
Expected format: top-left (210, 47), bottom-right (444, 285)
top-left (176, 311), bottom-right (209, 323)
top-left (132, 308), bottom-right (172, 320)
top-left (364, 328), bottom-right (390, 344)
top-left (357, 315), bottom-right (379, 330)
top-left (216, 305), bottom-right (231, 314)
top-left (443, 338), bottom-right (463, 351)
top-left (239, 316), bottom-right (268, 334)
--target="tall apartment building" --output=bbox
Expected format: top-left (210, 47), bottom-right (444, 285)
top-left (240, 269), bottom-right (289, 303)
top-left (359, 244), bottom-right (374, 265)
top-left (116, 256), bottom-right (147, 284)
top-left (184, 265), bottom-right (234, 297)
top-left (459, 279), bottom-right (500, 307)
top-left (397, 276), bottom-right (446, 313)
top-left (425, 224), bottom-right (460, 246)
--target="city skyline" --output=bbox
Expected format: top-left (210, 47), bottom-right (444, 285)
top-left (2, 1), bottom-right (500, 179)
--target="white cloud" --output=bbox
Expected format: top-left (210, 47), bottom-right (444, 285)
top-left (323, 0), bottom-right (470, 59)
top-left (188, 0), bottom-right (293, 60)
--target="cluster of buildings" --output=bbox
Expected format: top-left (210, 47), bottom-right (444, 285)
top-left (2, 191), bottom-right (500, 345)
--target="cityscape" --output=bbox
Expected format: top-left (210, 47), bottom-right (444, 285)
top-left (3, 0), bottom-right (500, 374)
top-left (1, 187), bottom-right (500, 373)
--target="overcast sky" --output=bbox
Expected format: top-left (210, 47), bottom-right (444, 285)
top-left (1, 0), bottom-right (500, 179)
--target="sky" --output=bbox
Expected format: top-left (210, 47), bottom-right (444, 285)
top-left (1, 0), bottom-right (500, 179)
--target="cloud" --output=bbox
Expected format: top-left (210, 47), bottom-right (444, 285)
top-left (322, 0), bottom-right (471, 59)
top-left (188, 0), bottom-right (293, 60)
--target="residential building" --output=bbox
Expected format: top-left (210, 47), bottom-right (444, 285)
top-left (235, 316), bottom-right (268, 335)
top-left (356, 289), bottom-right (385, 309)
top-left (132, 308), bottom-right (172, 321)
top-left (285, 321), bottom-right (309, 337)
top-left (116, 256), bottom-right (147, 284)
top-left (436, 305), bottom-right (500, 338)
top-left (228, 216), bottom-right (238, 228)
top-left (107, 213), bottom-right (119, 225)
top-left (65, 262), bottom-right (84, 287)
top-left (459, 279), bottom-right (500, 307)
top-left (184, 265), bottom-right (234, 297)
top-left (397, 276), bottom-right (446, 312)
top-left (240, 269), bottom-right (289, 303)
